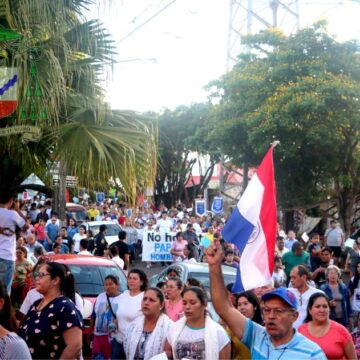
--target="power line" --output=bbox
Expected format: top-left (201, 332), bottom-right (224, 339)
top-left (117, 0), bottom-right (178, 44)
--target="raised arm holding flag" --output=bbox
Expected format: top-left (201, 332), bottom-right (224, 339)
top-left (207, 144), bottom-right (327, 359)
top-left (221, 144), bottom-right (277, 292)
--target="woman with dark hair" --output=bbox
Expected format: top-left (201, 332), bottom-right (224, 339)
top-left (235, 291), bottom-right (263, 325)
top-left (88, 275), bottom-right (121, 360)
top-left (18, 262), bottom-right (83, 359)
top-left (165, 287), bottom-right (230, 359)
top-left (299, 292), bottom-right (356, 360)
top-left (0, 279), bottom-right (31, 359)
top-left (112, 269), bottom-right (148, 359)
top-left (124, 287), bottom-right (172, 360)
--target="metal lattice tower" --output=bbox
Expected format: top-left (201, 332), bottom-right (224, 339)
top-left (226, 0), bottom-right (299, 70)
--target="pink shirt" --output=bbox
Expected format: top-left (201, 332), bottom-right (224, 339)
top-left (298, 320), bottom-right (351, 360)
top-left (165, 299), bottom-right (183, 322)
top-left (171, 240), bottom-right (187, 262)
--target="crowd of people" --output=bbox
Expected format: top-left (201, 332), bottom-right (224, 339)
top-left (1, 189), bottom-right (360, 359)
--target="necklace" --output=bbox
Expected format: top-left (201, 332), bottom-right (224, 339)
top-left (267, 345), bottom-right (287, 360)
top-left (309, 321), bottom-right (330, 338)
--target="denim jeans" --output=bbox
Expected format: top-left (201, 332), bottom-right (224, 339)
top-left (0, 258), bottom-right (15, 295)
top-left (128, 243), bottom-right (135, 262)
top-left (111, 339), bottom-right (125, 360)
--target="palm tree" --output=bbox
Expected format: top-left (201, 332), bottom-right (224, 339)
top-left (0, 0), bottom-right (156, 215)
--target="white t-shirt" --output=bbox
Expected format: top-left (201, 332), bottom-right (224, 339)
top-left (20, 288), bottom-right (84, 316)
top-left (72, 233), bottom-right (87, 252)
top-left (167, 324), bottom-right (229, 360)
top-left (288, 286), bottom-right (323, 328)
top-left (111, 256), bottom-right (124, 269)
top-left (350, 276), bottom-right (360, 312)
top-left (78, 250), bottom-right (93, 256)
top-left (157, 218), bottom-right (173, 233)
top-left (115, 290), bottom-right (143, 343)
top-left (192, 223), bottom-right (202, 237)
top-left (325, 227), bottom-right (344, 247)
top-left (93, 292), bottom-right (122, 336)
top-left (0, 208), bottom-right (25, 261)
top-left (272, 269), bottom-right (286, 287)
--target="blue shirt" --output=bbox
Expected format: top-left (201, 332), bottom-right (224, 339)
top-left (285, 239), bottom-right (298, 250)
top-left (242, 318), bottom-right (326, 359)
top-left (45, 223), bottom-right (59, 242)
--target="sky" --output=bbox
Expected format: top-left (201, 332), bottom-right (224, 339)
top-left (90, 0), bottom-right (360, 113)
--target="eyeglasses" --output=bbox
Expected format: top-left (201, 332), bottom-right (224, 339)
top-left (262, 307), bottom-right (294, 316)
top-left (36, 272), bottom-right (51, 279)
top-left (298, 295), bottom-right (303, 306)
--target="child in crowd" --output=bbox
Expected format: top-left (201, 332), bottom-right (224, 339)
top-left (272, 255), bottom-right (286, 287)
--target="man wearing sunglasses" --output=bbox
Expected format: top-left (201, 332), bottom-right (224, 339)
top-left (207, 239), bottom-right (326, 359)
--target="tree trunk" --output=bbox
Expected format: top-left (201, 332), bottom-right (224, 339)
top-left (53, 161), bottom-right (67, 226)
top-left (335, 183), bottom-right (355, 237)
top-left (242, 162), bottom-right (249, 194)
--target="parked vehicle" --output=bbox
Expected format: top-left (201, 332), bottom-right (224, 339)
top-left (149, 262), bottom-right (237, 321)
top-left (66, 202), bottom-right (87, 225)
top-left (86, 220), bottom-right (122, 245)
top-left (51, 254), bottom-right (127, 352)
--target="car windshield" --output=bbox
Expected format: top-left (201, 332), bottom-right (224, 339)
top-left (89, 223), bottom-right (121, 237)
top-left (67, 211), bottom-right (87, 221)
top-left (188, 271), bottom-right (235, 292)
top-left (67, 264), bottom-right (127, 297)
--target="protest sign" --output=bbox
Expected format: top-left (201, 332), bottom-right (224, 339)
top-left (96, 192), bottom-right (104, 203)
top-left (142, 231), bottom-right (176, 262)
top-left (195, 199), bottom-right (206, 216)
top-left (211, 197), bottom-right (223, 214)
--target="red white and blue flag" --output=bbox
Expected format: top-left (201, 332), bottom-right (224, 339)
top-left (0, 67), bottom-right (18, 119)
top-left (222, 146), bottom-right (277, 292)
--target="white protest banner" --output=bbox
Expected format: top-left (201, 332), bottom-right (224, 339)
top-left (142, 231), bottom-right (176, 262)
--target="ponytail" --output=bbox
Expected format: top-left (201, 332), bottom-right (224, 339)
top-left (0, 280), bottom-right (17, 332)
top-left (61, 272), bottom-right (76, 303)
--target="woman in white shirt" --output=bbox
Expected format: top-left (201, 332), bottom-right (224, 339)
top-left (165, 287), bottom-right (231, 360)
top-left (112, 269), bottom-right (148, 359)
top-left (124, 287), bottom-right (172, 360)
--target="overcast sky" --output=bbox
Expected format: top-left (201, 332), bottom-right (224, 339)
top-left (91, 0), bottom-right (360, 113)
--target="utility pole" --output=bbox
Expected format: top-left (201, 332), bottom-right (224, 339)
top-left (226, 0), bottom-right (300, 70)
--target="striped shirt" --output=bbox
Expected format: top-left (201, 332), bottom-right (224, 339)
top-left (242, 319), bottom-right (326, 360)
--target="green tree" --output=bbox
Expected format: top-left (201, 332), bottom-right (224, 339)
top-left (209, 23), bottom-right (360, 234)
top-left (0, 0), bottom-right (156, 213)
top-left (154, 103), bottom-right (219, 207)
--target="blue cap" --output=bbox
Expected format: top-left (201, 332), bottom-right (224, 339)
top-left (261, 287), bottom-right (298, 309)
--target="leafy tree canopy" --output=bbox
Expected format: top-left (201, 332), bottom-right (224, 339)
top-left (208, 22), bottom-right (360, 233)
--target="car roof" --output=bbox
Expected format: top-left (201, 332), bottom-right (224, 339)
top-left (66, 203), bottom-right (86, 211)
top-left (51, 254), bottom-right (118, 266)
top-left (87, 221), bottom-right (120, 226)
top-left (173, 262), bottom-right (237, 276)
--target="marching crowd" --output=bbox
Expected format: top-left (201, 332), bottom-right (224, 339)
top-left (1, 190), bottom-right (360, 359)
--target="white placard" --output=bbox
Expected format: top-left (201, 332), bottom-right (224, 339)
top-left (142, 231), bottom-right (176, 262)
top-left (301, 232), bottom-right (309, 243)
